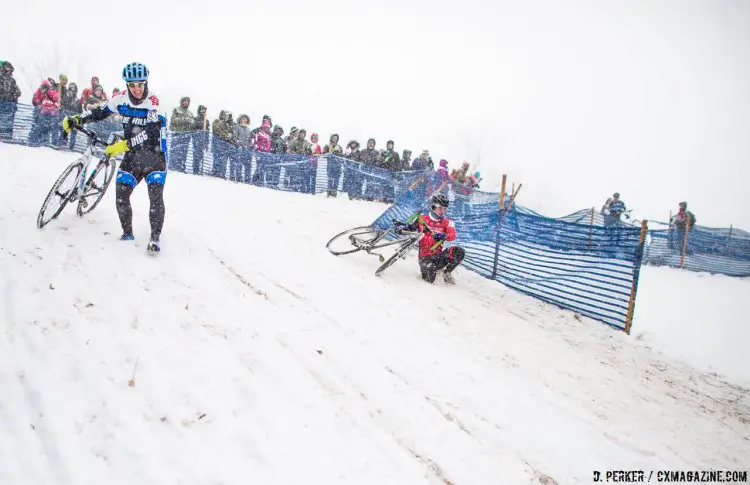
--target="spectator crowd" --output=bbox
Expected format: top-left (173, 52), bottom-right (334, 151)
top-left (0, 60), bottom-right (696, 239)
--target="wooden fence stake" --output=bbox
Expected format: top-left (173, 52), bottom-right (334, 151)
top-left (624, 220), bottom-right (649, 335)
top-left (588, 207), bottom-right (596, 248)
top-left (680, 224), bottom-right (689, 268)
top-left (491, 174), bottom-right (508, 280)
top-left (499, 174), bottom-right (507, 213)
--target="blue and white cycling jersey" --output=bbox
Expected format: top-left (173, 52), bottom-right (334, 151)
top-left (82, 89), bottom-right (168, 156)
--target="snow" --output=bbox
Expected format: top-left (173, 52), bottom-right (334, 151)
top-left (1, 143), bottom-right (748, 484)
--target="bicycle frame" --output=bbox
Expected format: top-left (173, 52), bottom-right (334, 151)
top-left (69, 127), bottom-right (118, 201)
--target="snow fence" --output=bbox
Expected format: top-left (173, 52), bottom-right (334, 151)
top-left (371, 173), bottom-right (648, 331)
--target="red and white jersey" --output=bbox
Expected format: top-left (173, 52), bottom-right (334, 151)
top-left (415, 212), bottom-right (456, 258)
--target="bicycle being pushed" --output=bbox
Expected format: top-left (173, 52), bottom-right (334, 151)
top-left (326, 210), bottom-right (444, 276)
top-left (37, 126), bottom-right (120, 229)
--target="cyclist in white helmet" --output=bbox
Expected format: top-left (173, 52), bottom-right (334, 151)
top-left (62, 62), bottom-right (167, 254)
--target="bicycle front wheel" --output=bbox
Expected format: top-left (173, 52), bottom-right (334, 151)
top-left (37, 161), bottom-right (84, 229)
top-left (375, 235), bottom-right (421, 276)
top-left (326, 226), bottom-right (384, 256)
top-left (78, 158), bottom-right (115, 216)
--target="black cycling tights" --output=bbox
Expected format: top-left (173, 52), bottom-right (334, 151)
top-left (116, 182), bottom-right (165, 241)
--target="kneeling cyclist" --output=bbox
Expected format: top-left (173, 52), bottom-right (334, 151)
top-left (399, 193), bottom-right (465, 284)
top-left (62, 62), bottom-right (167, 253)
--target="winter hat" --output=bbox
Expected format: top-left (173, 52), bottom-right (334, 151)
top-left (290, 126), bottom-right (298, 134)
top-left (59, 73), bottom-right (68, 82)
top-left (439, 159), bottom-right (448, 168)
top-left (474, 171), bottom-right (481, 178)
top-left (311, 132), bottom-right (319, 141)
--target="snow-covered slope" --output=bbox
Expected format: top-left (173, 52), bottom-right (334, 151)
top-left (1, 144), bottom-right (748, 485)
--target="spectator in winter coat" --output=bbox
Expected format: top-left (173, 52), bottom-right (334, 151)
top-left (601, 192), bottom-right (628, 226)
top-left (467, 171), bottom-right (482, 190)
top-left (61, 83), bottom-right (80, 113)
top-left (344, 140), bottom-right (360, 160)
top-left (411, 150), bottom-right (431, 170)
top-left (249, 114), bottom-right (272, 148)
top-left (289, 128), bottom-right (312, 155)
top-left (79, 76), bottom-right (106, 110)
top-left (0, 61), bottom-right (22, 139)
top-left (671, 201), bottom-right (696, 230)
top-left (309, 133), bottom-right (322, 154)
top-left (271, 125), bottom-right (287, 154)
top-left (251, 119), bottom-right (275, 187)
top-left (252, 118), bottom-right (272, 152)
top-left (451, 161), bottom-right (470, 183)
top-left (231, 114), bottom-right (253, 183)
top-left (0, 61), bottom-right (21, 102)
top-left (324, 133), bottom-right (343, 197)
top-left (112, 87), bottom-right (121, 97)
top-left (211, 110), bottom-right (233, 177)
top-left (30, 80), bottom-right (61, 146)
top-left (359, 138), bottom-right (381, 166)
top-left (57, 74), bottom-right (70, 110)
top-left (343, 140), bottom-right (364, 199)
top-left (322, 133), bottom-right (342, 156)
top-left (169, 96), bottom-right (195, 172)
top-left (670, 201), bottom-right (697, 252)
top-left (284, 126), bottom-right (299, 147)
top-left (191, 104), bottom-right (209, 175)
top-left (83, 85), bottom-right (107, 112)
top-left (170, 96), bottom-right (194, 132)
top-left (381, 140), bottom-right (401, 171)
top-left (436, 159), bottom-right (451, 184)
top-left (401, 149), bottom-right (412, 170)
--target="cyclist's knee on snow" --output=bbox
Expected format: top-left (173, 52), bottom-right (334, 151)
top-left (449, 246), bottom-right (466, 262)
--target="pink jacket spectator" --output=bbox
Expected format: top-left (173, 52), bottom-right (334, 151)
top-left (253, 119), bottom-right (272, 152)
top-left (32, 80), bottom-right (61, 116)
top-left (436, 159), bottom-right (450, 184)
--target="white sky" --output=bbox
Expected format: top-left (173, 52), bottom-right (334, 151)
top-left (3, 0), bottom-right (750, 227)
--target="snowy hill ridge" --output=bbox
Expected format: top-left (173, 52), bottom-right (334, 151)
top-left (1, 143), bottom-right (749, 484)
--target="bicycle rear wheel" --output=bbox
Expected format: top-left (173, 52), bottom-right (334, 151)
top-left (37, 161), bottom-right (84, 229)
top-left (327, 226), bottom-right (384, 256)
top-left (77, 158), bottom-right (115, 216)
top-left (375, 234), bottom-right (421, 276)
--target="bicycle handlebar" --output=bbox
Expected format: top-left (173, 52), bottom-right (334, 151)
top-left (67, 125), bottom-right (124, 150)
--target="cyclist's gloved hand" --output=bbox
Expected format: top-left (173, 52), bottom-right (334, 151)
top-left (433, 232), bottom-right (447, 242)
top-left (398, 222), bottom-right (416, 234)
top-left (62, 115), bottom-right (82, 134)
top-left (105, 139), bottom-right (129, 157)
